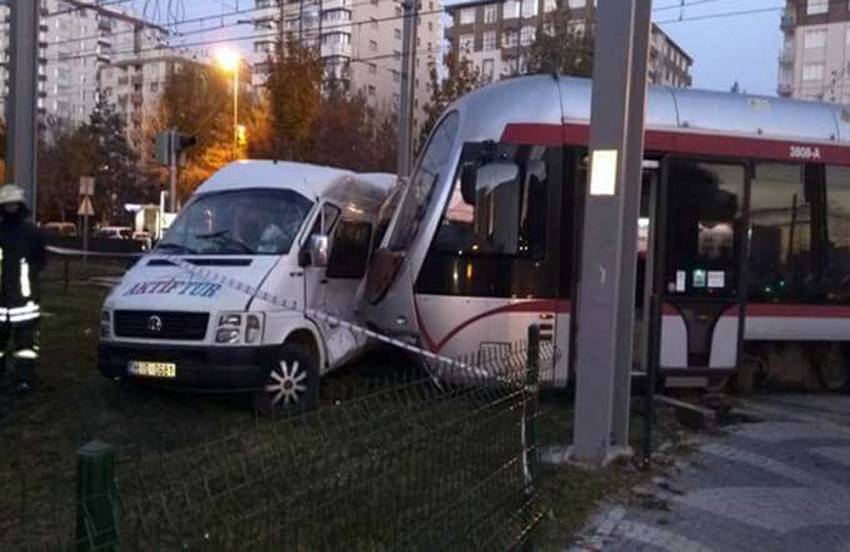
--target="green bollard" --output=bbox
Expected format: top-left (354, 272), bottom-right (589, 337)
top-left (76, 440), bottom-right (118, 552)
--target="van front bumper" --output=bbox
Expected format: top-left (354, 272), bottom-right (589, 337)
top-left (98, 342), bottom-right (278, 392)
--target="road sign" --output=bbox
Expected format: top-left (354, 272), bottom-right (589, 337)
top-left (79, 176), bottom-right (95, 197)
top-left (78, 196), bottom-right (94, 217)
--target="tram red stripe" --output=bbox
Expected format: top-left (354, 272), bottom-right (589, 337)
top-left (414, 298), bottom-right (570, 353)
top-left (501, 123), bottom-right (850, 165)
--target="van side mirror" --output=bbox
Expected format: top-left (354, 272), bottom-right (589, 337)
top-left (301, 234), bottom-right (330, 268)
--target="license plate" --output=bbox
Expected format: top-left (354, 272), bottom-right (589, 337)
top-left (128, 361), bottom-right (177, 378)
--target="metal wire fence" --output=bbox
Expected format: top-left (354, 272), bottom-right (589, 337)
top-left (2, 329), bottom-right (555, 551)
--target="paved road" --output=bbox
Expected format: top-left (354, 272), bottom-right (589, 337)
top-left (571, 393), bottom-right (850, 551)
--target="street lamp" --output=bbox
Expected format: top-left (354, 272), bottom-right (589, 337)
top-left (214, 47), bottom-right (241, 159)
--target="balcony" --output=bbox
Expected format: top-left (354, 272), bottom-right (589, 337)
top-left (132, 74), bottom-right (144, 86)
top-left (131, 92), bottom-right (143, 105)
top-left (778, 82), bottom-right (793, 97)
top-left (780, 12), bottom-right (796, 31)
top-left (779, 48), bottom-right (794, 66)
top-left (321, 42), bottom-right (351, 58)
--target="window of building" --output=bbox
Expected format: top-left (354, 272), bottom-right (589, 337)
top-left (804, 28), bottom-right (826, 49)
top-left (520, 26), bottom-right (536, 46)
top-left (482, 58), bottom-right (495, 82)
top-left (503, 0), bottom-right (520, 19)
top-left (803, 62), bottom-right (825, 81)
top-left (394, 49), bottom-right (402, 60)
top-left (544, 0), bottom-right (556, 12)
top-left (567, 0), bottom-right (586, 8)
top-left (429, 21), bottom-right (434, 31)
top-left (369, 39), bottom-right (378, 51)
top-left (460, 7), bottom-right (476, 24)
top-left (521, 0), bottom-right (538, 18)
top-left (459, 33), bottom-right (474, 51)
top-left (368, 62), bottom-right (377, 74)
top-left (371, 17), bottom-right (379, 29)
top-left (806, 0), bottom-right (828, 15)
top-left (368, 85), bottom-right (376, 95)
top-left (395, 28), bottom-right (402, 39)
top-left (503, 30), bottom-right (518, 48)
top-left (392, 69), bottom-right (401, 83)
top-left (484, 4), bottom-right (498, 23)
top-left (483, 30), bottom-right (497, 50)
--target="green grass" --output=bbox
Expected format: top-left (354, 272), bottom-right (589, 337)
top-left (0, 260), bottom-right (693, 550)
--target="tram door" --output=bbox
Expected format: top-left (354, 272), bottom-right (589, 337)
top-left (643, 157), bottom-right (749, 381)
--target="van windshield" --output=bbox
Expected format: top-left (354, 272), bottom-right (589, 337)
top-left (158, 189), bottom-right (313, 255)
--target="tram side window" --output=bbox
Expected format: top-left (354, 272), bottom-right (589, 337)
top-left (824, 166), bottom-right (850, 303)
top-left (665, 160), bottom-right (745, 298)
top-left (748, 163), bottom-right (813, 303)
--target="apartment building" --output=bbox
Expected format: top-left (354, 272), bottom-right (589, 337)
top-left (778, 0), bottom-right (850, 103)
top-left (445, 0), bottom-right (693, 88)
top-left (251, 0), bottom-right (442, 130)
top-left (0, 0), bottom-right (168, 128)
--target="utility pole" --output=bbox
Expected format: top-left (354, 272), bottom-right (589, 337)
top-left (397, 0), bottom-right (418, 177)
top-left (570, 0), bottom-right (652, 467)
top-left (5, 0), bottom-right (40, 218)
top-left (169, 128), bottom-right (178, 212)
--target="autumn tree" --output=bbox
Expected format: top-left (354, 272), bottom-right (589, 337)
top-left (38, 120), bottom-right (96, 222)
top-left (526, 9), bottom-right (594, 77)
top-left (85, 96), bottom-right (141, 224)
top-left (419, 53), bottom-right (481, 152)
top-left (152, 61), bottom-right (241, 202)
top-left (264, 38), bottom-right (324, 160)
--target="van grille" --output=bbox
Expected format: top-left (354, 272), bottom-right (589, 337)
top-left (114, 311), bottom-right (209, 341)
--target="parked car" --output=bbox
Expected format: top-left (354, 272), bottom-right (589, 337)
top-left (132, 231), bottom-right (153, 251)
top-left (42, 221), bottom-right (78, 237)
top-left (93, 226), bottom-right (132, 240)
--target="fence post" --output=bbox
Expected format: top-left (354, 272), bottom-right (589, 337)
top-left (522, 325), bottom-right (541, 491)
top-left (76, 440), bottom-right (118, 551)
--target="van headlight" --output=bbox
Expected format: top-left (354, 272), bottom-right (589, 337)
top-left (100, 310), bottom-right (111, 338)
top-left (215, 312), bottom-right (264, 344)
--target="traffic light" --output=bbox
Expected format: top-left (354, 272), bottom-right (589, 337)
top-left (154, 130), bottom-right (197, 166)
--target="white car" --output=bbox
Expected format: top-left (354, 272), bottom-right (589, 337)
top-left (98, 161), bottom-right (395, 413)
top-left (93, 226), bottom-right (132, 240)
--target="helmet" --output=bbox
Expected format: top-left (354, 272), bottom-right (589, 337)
top-left (0, 184), bottom-right (26, 207)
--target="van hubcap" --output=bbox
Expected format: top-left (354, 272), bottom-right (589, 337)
top-left (265, 360), bottom-right (308, 406)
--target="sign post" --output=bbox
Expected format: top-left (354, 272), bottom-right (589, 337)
top-left (78, 177), bottom-right (95, 261)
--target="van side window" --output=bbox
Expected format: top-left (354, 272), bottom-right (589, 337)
top-left (310, 204), bottom-right (341, 236)
top-left (327, 220), bottom-right (373, 279)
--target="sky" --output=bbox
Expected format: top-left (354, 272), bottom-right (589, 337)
top-left (139, 0), bottom-right (785, 97)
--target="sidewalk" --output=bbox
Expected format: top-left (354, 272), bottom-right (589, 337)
top-left (570, 394), bottom-right (850, 551)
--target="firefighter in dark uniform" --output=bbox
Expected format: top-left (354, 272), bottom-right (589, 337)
top-left (0, 184), bottom-right (46, 393)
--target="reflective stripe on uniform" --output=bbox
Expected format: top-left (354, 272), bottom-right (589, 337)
top-left (7, 301), bottom-right (40, 324)
top-left (20, 259), bottom-right (31, 298)
top-left (12, 349), bottom-right (38, 360)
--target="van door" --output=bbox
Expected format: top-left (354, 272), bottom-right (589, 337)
top-left (319, 219), bottom-right (374, 368)
top-left (649, 157), bottom-right (749, 380)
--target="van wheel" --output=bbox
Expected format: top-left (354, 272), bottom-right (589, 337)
top-left (255, 344), bottom-right (319, 415)
top-left (815, 343), bottom-right (850, 392)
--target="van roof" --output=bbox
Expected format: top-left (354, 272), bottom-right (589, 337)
top-left (199, 160), bottom-right (357, 199)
